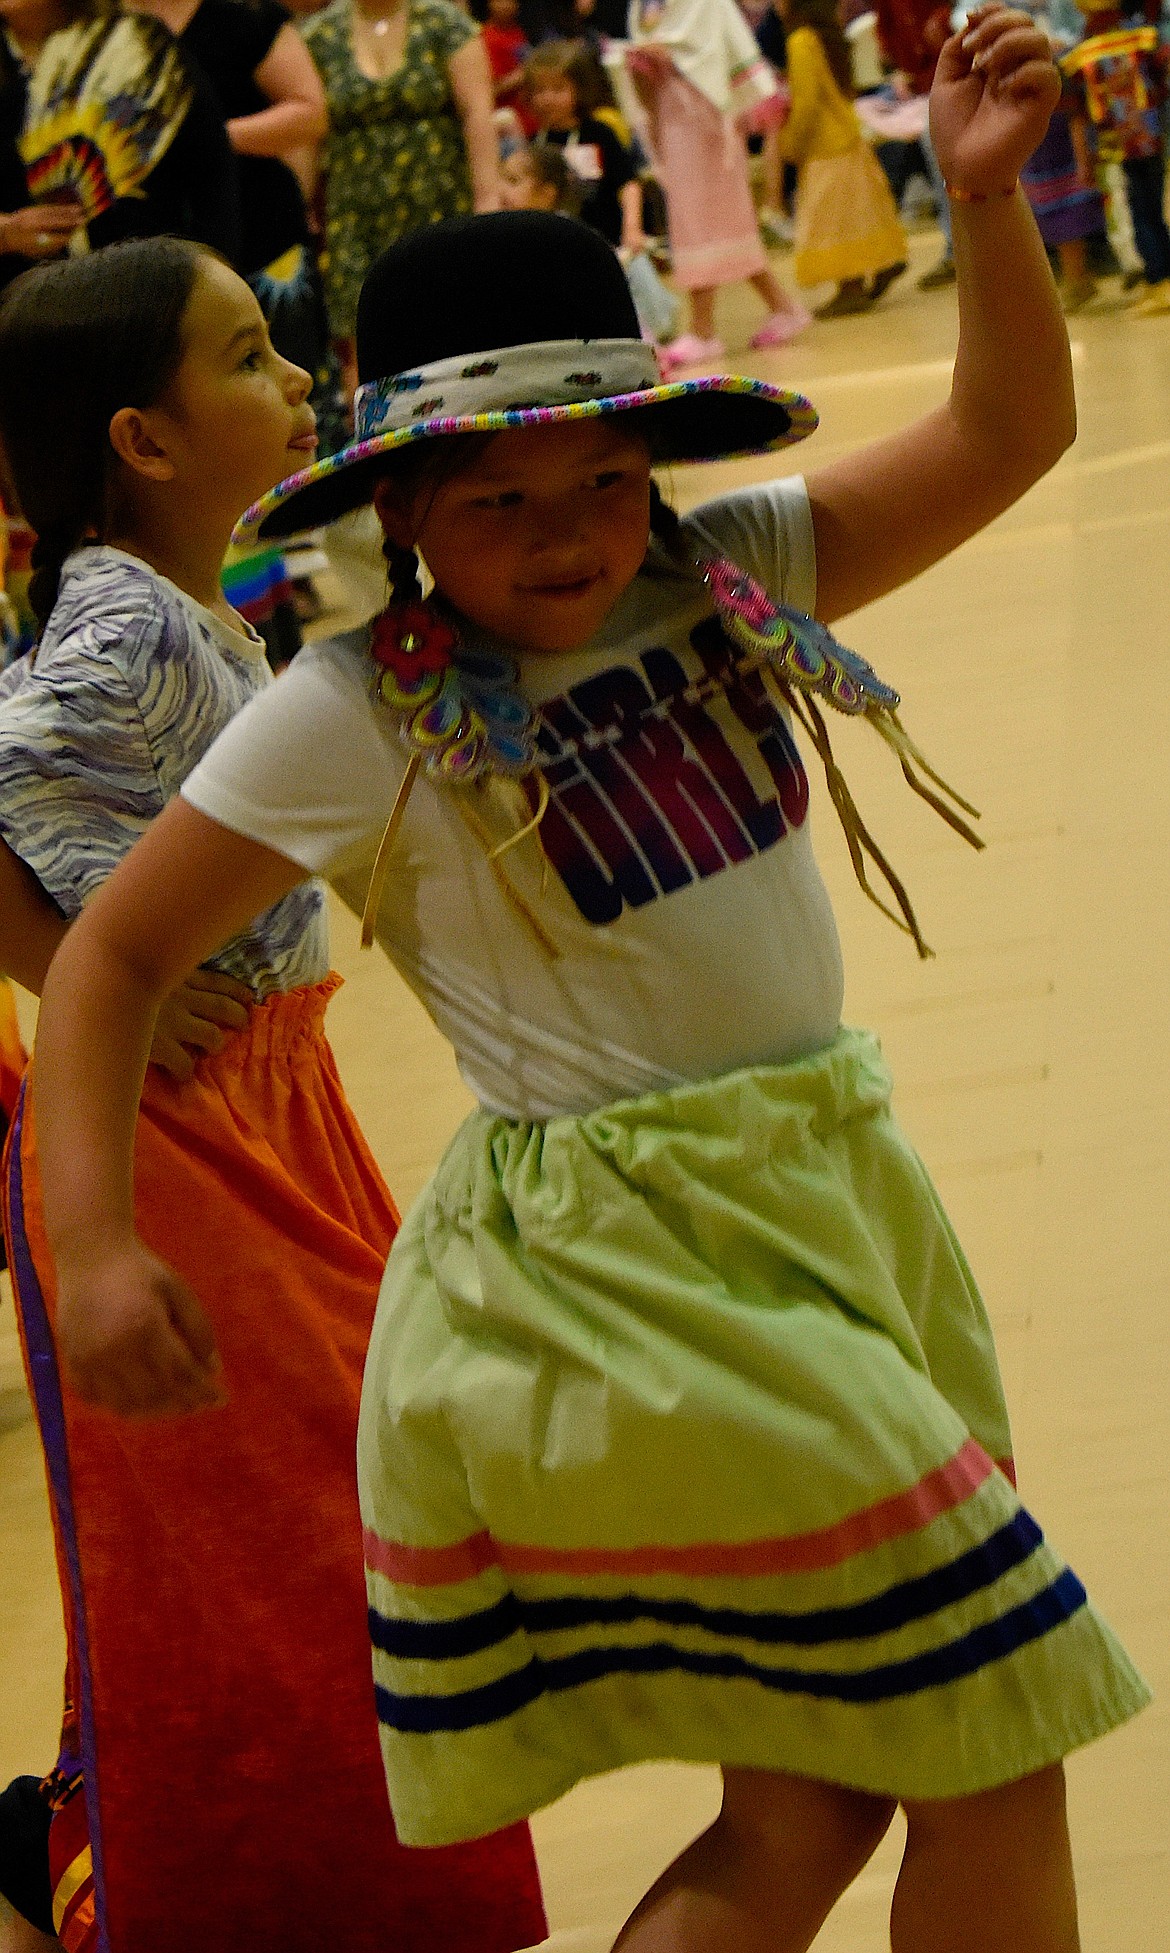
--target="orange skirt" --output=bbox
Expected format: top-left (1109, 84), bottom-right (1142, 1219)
top-left (4, 979), bottom-right (545, 1953)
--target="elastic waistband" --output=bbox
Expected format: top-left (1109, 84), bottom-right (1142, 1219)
top-left (470, 1026), bottom-right (891, 1149)
top-left (582, 1025), bottom-right (889, 1140)
top-left (155, 974), bottom-right (343, 1088)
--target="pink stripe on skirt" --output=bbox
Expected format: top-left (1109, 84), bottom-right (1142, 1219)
top-left (365, 1436), bottom-right (1000, 1587)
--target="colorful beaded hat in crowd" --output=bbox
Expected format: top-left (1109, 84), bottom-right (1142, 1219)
top-left (234, 212), bottom-right (818, 545)
top-left (236, 213), bottom-right (982, 957)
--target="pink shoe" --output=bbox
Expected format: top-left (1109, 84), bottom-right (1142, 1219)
top-left (749, 304), bottom-right (812, 349)
top-left (658, 333), bottom-right (726, 374)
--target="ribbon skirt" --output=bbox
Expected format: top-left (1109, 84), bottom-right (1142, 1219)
top-left (358, 1027), bottom-right (1149, 1847)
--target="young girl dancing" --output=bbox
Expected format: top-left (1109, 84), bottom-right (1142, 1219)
top-left (0, 242), bottom-right (543, 1953)
top-left (30, 11), bottom-right (1149, 1950)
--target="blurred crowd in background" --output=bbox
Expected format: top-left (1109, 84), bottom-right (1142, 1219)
top-left (3, 0), bottom-right (1169, 665)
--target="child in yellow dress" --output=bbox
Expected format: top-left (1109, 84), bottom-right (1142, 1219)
top-left (776, 0), bottom-right (908, 316)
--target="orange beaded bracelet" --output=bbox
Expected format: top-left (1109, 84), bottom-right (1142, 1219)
top-left (945, 181), bottom-right (1019, 202)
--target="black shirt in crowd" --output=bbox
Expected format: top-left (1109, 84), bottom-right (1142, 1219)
top-left (179, 0), bottom-right (310, 278)
top-left (541, 115), bottom-right (636, 248)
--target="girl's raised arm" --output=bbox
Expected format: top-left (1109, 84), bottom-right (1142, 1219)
top-left (33, 799), bottom-right (307, 1417)
top-left (807, 5), bottom-right (1069, 623)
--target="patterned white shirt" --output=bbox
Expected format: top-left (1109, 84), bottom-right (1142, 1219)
top-left (0, 547), bottom-right (328, 995)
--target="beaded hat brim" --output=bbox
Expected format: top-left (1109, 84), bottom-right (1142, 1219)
top-left (234, 377), bottom-right (819, 546)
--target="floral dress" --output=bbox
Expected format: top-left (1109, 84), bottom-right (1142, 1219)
top-left (303, 0), bottom-right (477, 338)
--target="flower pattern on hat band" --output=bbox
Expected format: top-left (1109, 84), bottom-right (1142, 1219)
top-left (354, 339), bottom-right (662, 442)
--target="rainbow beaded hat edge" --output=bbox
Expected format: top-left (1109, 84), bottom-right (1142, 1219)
top-left (234, 337), bottom-right (819, 546)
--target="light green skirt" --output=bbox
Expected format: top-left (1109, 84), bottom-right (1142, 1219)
top-left (357, 1027), bottom-right (1149, 1847)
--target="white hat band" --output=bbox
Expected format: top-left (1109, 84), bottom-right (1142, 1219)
top-left (353, 339), bottom-right (663, 442)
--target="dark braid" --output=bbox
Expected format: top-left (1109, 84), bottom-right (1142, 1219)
top-left (28, 524), bottom-right (89, 636)
top-left (0, 238), bottom-right (205, 635)
top-left (373, 431), bottom-right (496, 606)
top-left (381, 534), bottom-right (423, 606)
top-left (648, 478), bottom-right (686, 562)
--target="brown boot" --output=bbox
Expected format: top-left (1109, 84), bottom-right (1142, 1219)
top-left (814, 279), bottom-right (871, 319)
top-left (867, 261), bottom-right (907, 303)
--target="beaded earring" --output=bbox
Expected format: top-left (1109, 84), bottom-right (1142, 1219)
top-left (368, 537), bottom-right (534, 785)
top-left (699, 557), bottom-right (983, 956)
top-left (371, 543), bottom-right (460, 712)
top-left (361, 538), bottom-right (545, 949)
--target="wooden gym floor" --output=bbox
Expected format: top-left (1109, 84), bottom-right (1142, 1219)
top-left (2, 226), bottom-right (1167, 1946)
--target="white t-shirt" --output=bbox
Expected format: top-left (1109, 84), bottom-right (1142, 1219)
top-left (183, 477), bottom-right (844, 1119)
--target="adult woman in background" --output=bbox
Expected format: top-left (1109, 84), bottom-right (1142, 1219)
top-left (139, 0), bottom-right (328, 372)
top-left (302, 0), bottom-right (498, 387)
top-left (0, 0), bottom-right (239, 275)
top-left (139, 0), bottom-right (334, 656)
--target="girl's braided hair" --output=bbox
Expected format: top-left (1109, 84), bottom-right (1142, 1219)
top-left (648, 477), bottom-right (684, 559)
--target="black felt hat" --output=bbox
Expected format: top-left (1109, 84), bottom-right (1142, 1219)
top-left (235, 212), bottom-right (817, 545)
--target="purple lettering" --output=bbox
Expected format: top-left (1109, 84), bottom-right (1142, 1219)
top-left (619, 716), bottom-right (749, 872)
top-left (691, 619), bottom-right (809, 830)
top-left (535, 774), bottom-right (658, 922)
top-left (579, 746), bottom-right (693, 894)
top-left (641, 647), bottom-right (785, 853)
top-left (565, 668), bottom-right (693, 894)
top-left (536, 685), bottom-right (688, 918)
